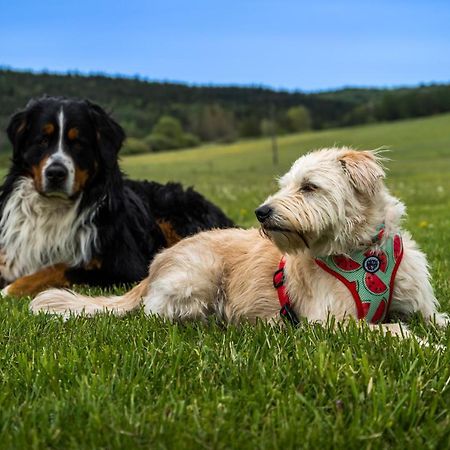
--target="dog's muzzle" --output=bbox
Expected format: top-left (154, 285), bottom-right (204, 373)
top-left (44, 162), bottom-right (69, 193)
top-left (255, 205), bottom-right (273, 223)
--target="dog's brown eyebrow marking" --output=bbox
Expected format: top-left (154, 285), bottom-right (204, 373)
top-left (42, 123), bottom-right (55, 135)
top-left (67, 127), bottom-right (79, 140)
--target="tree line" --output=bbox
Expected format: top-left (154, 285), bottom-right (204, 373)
top-left (1, 69), bottom-right (450, 156)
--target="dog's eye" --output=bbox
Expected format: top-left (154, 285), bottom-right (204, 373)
top-left (301, 182), bottom-right (318, 193)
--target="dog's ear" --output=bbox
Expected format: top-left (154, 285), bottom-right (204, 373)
top-left (7, 109), bottom-right (29, 157)
top-left (86, 100), bottom-right (125, 166)
top-left (339, 150), bottom-right (385, 195)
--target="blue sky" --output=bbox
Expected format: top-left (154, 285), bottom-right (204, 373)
top-left (1, 0), bottom-right (449, 91)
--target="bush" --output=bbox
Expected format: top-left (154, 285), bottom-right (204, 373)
top-left (181, 132), bottom-right (201, 148)
top-left (144, 133), bottom-right (178, 152)
top-left (145, 116), bottom-right (200, 152)
top-left (152, 116), bottom-right (184, 139)
top-left (260, 118), bottom-right (276, 136)
top-left (121, 137), bottom-right (150, 155)
top-left (286, 106), bottom-right (312, 132)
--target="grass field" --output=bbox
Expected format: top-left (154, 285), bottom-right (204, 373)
top-left (1, 114), bottom-right (450, 449)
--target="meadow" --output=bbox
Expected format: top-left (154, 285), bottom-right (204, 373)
top-left (1, 113), bottom-right (450, 449)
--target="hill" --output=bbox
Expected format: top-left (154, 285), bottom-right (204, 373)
top-left (1, 68), bottom-right (450, 155)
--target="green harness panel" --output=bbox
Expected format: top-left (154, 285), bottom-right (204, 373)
top-left (315, 229), bottom-right (404, 324)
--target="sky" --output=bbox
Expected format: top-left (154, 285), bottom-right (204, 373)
top-left (1, 0), bottom-right (450, 91)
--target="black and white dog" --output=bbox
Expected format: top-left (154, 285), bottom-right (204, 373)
top-left (0, 96), bottom-right (233, 296)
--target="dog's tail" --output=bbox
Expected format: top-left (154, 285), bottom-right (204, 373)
top-left (30, 279), bottom-right (149, 318)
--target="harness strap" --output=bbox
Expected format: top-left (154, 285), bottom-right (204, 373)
top-left (273, 257), bottom-right (300, 326)
top-left (273, 228), bottom-right (404, 325)
top-left (315, 233), bottom-right (404, 324)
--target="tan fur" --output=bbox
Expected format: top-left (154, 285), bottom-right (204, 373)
top-left (339, 150), bottom-right (385, 195)
top-left (157, 220), bottom-right (182, 247)
top-left (3, 263), bottom-right (70, 297)
top-left (30, 148), bottom-right (448, 337)
top-left (31, 277), bottom-right (148, 317)
top-left (3, 259), bottom-right (102, 297)
top-left (31, 155), bottom-right (50, 193)
top-left (73, 168), bottom-right (89, 194)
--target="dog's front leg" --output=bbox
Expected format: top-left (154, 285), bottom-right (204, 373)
top-left (1, 264), bottom-right (70, 297)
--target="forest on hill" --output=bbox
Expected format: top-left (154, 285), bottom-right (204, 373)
top-left (1, 68), bottom-right (450, 155)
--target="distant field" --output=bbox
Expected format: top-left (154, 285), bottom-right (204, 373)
top-left (121, 113), bottom-right (450, 228)
top-left (1, 114), bottom-right (450, 449)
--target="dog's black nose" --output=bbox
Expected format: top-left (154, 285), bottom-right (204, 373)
top-left (255, 205), bottom-right (273, 222)
top-left (45, 163), bottom-right (68, 183)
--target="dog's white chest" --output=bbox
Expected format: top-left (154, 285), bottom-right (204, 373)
top-left (0, 178), bottom-right (98, 282)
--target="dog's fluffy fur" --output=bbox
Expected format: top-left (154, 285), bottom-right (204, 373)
top-left (31, 148), bottom-right (448, 334)
top-left (1, 96), bottom-right (233, 296)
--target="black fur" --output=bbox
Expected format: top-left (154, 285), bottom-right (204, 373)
top-left (1, 96), bottom-right (234, 288)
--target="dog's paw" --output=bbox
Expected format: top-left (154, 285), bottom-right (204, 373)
top-left (433, 312), bottom-right (450, 328)
top-left (1, 284), bottom-right (11, 297)
top-left (0, 282), bottom-right (23, 297)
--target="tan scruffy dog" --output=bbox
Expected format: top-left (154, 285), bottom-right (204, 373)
top-left (31, 148), bottom-right (448, 336)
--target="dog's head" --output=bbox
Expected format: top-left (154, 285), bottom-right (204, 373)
top-left (6, 96), bottom-right (125, 199)
top-left (255, 148), bottom-right (389, 255)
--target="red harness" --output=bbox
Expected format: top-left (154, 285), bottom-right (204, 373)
top-left (273, 257), bottom-right (300, 326)
top-left (273, 231), bottom-right (403, 326)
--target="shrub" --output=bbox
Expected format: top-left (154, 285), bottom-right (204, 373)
top-left (145, 116), bottom-right (200, 152)
top-left (121, 137), bottom-right (150, 155)
top-left (286, 106), bottom-right (312, 132)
